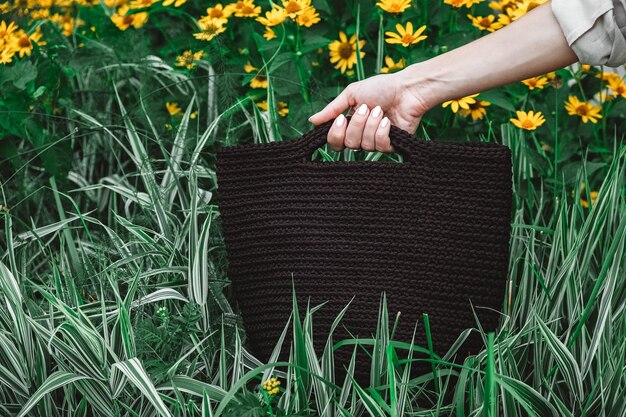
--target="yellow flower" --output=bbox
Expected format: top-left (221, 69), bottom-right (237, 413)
top-left (262, 377), bottom-right (281, 395)
top-left (256, 101), bottom-right (289, 116)
top-left (244, 61), bottom-right (257, 73)
top-left (488, 0), bottom-right (516, 11)
top-left (129, 0), bottom-right (159, 9)
top-left (579, 184), bottom-right (599, 208)
top-left (0, 47), bottom-right (14, 64)
top-left (250, 75), bottom-right (267, 88)
top-left (444, 0), bottom-right (482, 8)
top-left (497, 13), bottom-right (511, 26)
top-left (580, 64), bottom-right (591, 72)
top-left (596, 71), bottom-right (622, 84)
top-left (385, 22), bottom-right (427, 47)
top-left (193, 19), bottom-right (226, 41)
top-left (376, 0), bottom-right (411, 13)
top-left (608, 77), bottom-right (626, 98)
top-left (0, 20), bottom-right (18, 49)
top-left (380, 56), bottom-right (405, 73)
top-left (281, 0), bottom-right (310, 19)
top-left (328, 31), bottom-right (365, 74)
top-left (467, 14), bottom-right (503, 32)
top-left (509, 110), bottom-right (546, 130)
top-left (111, 6), bottom-right (149, 30)
top-left (207, 4), bottom-right (234, 20)
top-left (296, 7), bottom-right (320, 27)
top-left (442, 94), bottom-right (479, 113)
top-left (176, 50), bottom-right (204, 69)
top-left (166, 102), bottom-right (182, 116)
top-left (162, 0), bottom-right (186, 7)
top-left (459, 99), bottom-right (491, 120)
top-left (228, 0), bottom-right (261, 18)
top-left (564, 96), bottom-right (603, 123)
top-left (256, 6), bottom-right (287, 26)
top-left (263, 26), bottom-right (276, 40)
top-left (11, 31), bottom-right (33, 57)
top-left (521, 75), bottom-right (548, 90)
top-left (507, 0), bottom-right (547, 21)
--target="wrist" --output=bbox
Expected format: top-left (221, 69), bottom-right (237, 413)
top-left (398, 60), bottom-right (449, 111)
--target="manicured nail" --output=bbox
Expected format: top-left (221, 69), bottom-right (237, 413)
top-left (380, 117), bottom-right (389, 127)
top-left (357, 103), bottom-right (368, 115)
top-left (372, 106), bottom-right (382, 118)
top-left (335, 114), bottom-right (346, 127)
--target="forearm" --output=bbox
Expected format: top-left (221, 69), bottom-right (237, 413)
top-left (401, 2), bottom-right (578, 107)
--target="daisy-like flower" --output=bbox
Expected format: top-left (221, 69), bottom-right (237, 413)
top-left (11, 31), bottom-right (33, 57)
top-left (0, 20), bottom-right (18, 49)
top-left (376, 0), bottom-right (411, 14)
top-left (564, 96), bottom-right (603, 123)
top-left (257, 101), bottom-right (289, 116)
top-left (467, 14), bottom-right (503, 32)
top-left (509, 110), bottom-right (546, 130)
top-left (263, 26), bottom-right (276, 40)
top-left (521, 75), bottom-right (548, 90)
top-left (596, 71), bottom-right (622, 84)
top-left (380, 56), bottom-right (405, 73)
top-left (256, 6), bottom-right (287, 26)
top-left (250, 74), bottom-right (267, 88)
top-left (507, 0), bottom-right (547, 21)
top-left (296, 6), bottom-right (320, 27)
top-left (459, 99), bottom-right (491, 120)
top-left (328, 31), bottom-right (365, 74)
top-left (228, 0), bottom-right (261, 18)
top-left (193, 19), bottom-right (226, 41)
top-left (442, 93), bottom-right (479, 113)
top-left (166, 102), bottom-right (182, 116)
top-left (579, 184), bottom-right (599, 208)
top-left (444, 0), bottom-right (483, 8)
top-left (608, 77), bottom-right (626, 98)
top-left (0, 47), bottom-right (14, 64)
top-left (111, 6), bottom-right (149, 30)
top-left (176, 50), bottom-right (204, 69)
top-left (129, 0), bottom-right (159, 9)
top-left (281, 0), bottom-right (310, 19)
top-left (162, 0), bottom-right (186, 7)
top-left (204, 4), bottom-right (233, 24)
top-left (488, 0), bottom-right (516, 12)
top-left (385, 22), bottom-right (427, 47)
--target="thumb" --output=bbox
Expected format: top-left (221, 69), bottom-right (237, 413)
top-left (308, 87), bottom-right (354, 125)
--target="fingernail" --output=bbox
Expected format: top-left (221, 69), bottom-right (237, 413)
top-left (335, 114), bottom-right (346, 127)
top-left (381, 117), bottom-right (389, 127)
top-left (372, 106), bottom-right (381, 118)
top-left (357, 103), bottom-right (368, 115)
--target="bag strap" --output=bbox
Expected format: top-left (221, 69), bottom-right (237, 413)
top-left (301, 116), bottom-right (422, 164)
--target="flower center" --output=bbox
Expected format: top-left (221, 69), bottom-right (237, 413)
top-left (388, 3), bottom-right (401, 12)
top-left (521, 119), bottom-right (534, 129)
top-left (122, 15), bottom-right (134, 25)
top-left (285, 1), bottom-right (301, 13)
top-left (576, 105), bottom-right (588, 116)
top-left (241, 5), bottom-right (254, 14)
top-left (338, 42), bottom-right (353, 59)
top-left (17, 35), bottom-right (30, 48)
top-left (480, 17), bottom-right (491, 27)
top-left (401, 34), bottom-right (414, 44)
top-left (210, 9), bottom-right (223, 18)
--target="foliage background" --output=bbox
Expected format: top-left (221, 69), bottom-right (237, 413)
top-left (1, 0), bottom-right (625, 416)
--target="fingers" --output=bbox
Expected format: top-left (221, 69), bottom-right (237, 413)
top-left (326, 106), bottom-right (393, 153)
top-left (344, 103), bottom-right (370, 149)
top-left (327, 114), bottom-right (347, 151)
top-left (375, 117), bottom-right (393, 153)
top-left (308, 85), bottom-right (353, 125)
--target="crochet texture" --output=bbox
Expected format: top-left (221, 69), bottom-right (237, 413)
top-left (216, 118), bottom-right (512, 381)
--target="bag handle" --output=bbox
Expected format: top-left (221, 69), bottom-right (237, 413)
top-left (301, 116), bottom-right (421, 164)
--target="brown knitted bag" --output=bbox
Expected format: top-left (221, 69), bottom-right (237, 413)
top-left (216, 118), bottom-right (512, 381)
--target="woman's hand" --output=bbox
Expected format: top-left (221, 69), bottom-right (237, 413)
top-left (307, 70), bottom-right (432, 152)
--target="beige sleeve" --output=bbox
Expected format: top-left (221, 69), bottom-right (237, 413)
top-left (551, 0), bottom-right (626, 67)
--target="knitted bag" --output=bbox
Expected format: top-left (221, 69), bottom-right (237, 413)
top-left (216, 119), bottom-right (512, 379)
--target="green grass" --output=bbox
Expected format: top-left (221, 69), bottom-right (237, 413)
top-left (0, 94), bottom-right (625, 416)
